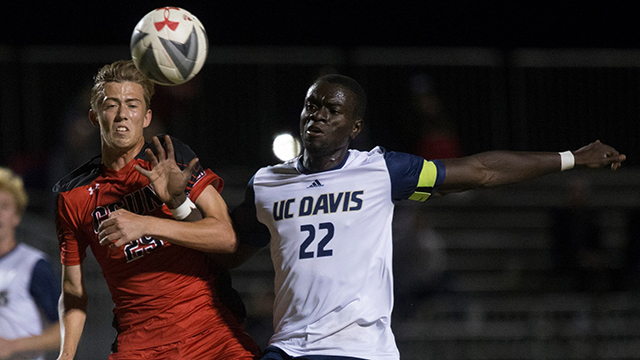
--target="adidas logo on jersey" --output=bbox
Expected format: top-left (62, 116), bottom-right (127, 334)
top-left (307, 179), bottom-right (324, 188)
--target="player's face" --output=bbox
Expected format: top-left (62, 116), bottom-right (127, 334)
top-left (91, 81), bottom-right (151, 155)
top-left (300, 82), bottom-right (362, 157)
top-left (0, 190), bottom-right (20, 240)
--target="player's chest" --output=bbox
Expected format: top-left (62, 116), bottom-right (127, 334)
top-left (80, 181), bottom-right (169, 257)
top-left (257, 171), bottom-right (390, 224)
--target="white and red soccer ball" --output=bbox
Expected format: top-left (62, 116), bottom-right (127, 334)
top-left (130, 7), bottom-right (208, 86)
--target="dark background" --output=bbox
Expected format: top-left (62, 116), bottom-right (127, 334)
top-left (3, 0), bottom-right (639, 213)
top-left (6, 1), bottom-right (639, 49)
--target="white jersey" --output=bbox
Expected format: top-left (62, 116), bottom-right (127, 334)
top-left (0, 243), bottom-right (60, 360)
top-left (236, 146), bottom-right (444, 359)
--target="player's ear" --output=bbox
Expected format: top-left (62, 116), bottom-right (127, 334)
top-left (89, 109), bottom-right (99, 127)
top-left (350, 118), bottom-right (363, 140)
top-left (143, 109), bottom-right (152, 128)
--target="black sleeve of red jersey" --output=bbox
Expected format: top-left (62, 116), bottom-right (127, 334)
top-left (230, 176), bottom-right (271, 248)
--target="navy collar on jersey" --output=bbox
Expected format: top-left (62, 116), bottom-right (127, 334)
top-left (296, 151), bottom-right (350, 174)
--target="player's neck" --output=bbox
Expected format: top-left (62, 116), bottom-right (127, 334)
top-left (101, 142), bottom-right (145, 171)
top-left (301, 148), bottom-right (348, 173)
top-left (0, 235), bottom-right (17, 257)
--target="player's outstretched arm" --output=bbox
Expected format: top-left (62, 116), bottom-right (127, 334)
top-left (57, 265), bottom-right (87, 360)
top-left (438, 140), bottom-right (625, 193)
top-left (97, 185), bottom-right (237, 253)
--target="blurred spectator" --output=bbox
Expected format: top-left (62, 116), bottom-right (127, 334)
top-left (0, 167), bottom-right (61, 360)
top-left (549, 177), bottom-right (608, 292)
top-left (409, 74), bottom-right (463, 160)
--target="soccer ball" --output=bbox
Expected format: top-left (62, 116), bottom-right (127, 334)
top-left (130, 7), bottom-right (208, 86)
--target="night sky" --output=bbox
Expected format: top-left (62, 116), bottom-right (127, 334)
top-left (5, 1), bottom-right (639, 49)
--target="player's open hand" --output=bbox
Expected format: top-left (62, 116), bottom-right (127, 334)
top-left (134, 135), bottom-right (198, 207)
top-left (573, 140), bottom-right (626, 170)
top-left (98, 209), bottom-right (146, 248)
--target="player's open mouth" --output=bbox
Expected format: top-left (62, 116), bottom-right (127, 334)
top-left (306, 126), bottom-right (323, 136)
top-left (116, 126), bottom-right (128, 133)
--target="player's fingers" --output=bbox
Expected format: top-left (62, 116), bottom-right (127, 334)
top-left (106, 238), bottom-right (125, 249)
top-left (98, 228), bottom-right (117, 246)
top-left (143, 148), bottom-right (158, 168)
top-left (152, 136), bottom-right (166, 161)
top-left (97, 209), bottom-right (125, 234)
top-left (111, 239), bottom-right (129, 248)
top-left (164, 135), bottom-right (175, 161)
top-left (603, 150), bottom-right (620, 162)
top-left (612, 154), bottom-right (626, 170)
top-left (97, 214), bottom-right (115, 232)
top-left (184, 157), bottom-right (199, 178)
top-left (134, 164), bottom-right (152, 179)
top-left (99, 235), bottom-right (115, 247)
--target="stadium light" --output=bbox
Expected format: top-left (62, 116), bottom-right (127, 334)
top-left (272, 133), bottom-right (301, 161)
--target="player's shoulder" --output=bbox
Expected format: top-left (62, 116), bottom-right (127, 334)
top-left (156, 133), bottom-right (189, 151)
top-left (365, 146), bottom-right (426, 167)
top-left (52, 155), bottom-right (102, 195)
top-left (14, 243), bottom-right (47, 263)
top-left (356, 145), bottom-right (386, 160)
top-left (255, 157), bottom-right (300, 177)
top-left (356, 146), bottom-right (437, 181)
top-left (345, 146), bottom-right (401, 166)
top-left (150, 133), bottom-right (197, 164)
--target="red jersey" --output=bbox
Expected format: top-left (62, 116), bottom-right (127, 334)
top-left (53, 136), bottom-right (249, 353)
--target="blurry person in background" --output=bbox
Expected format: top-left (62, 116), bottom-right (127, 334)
top-left (0, 167), bottom-right (61, 360)
top-left (410, 73), bottom-right (463, 160)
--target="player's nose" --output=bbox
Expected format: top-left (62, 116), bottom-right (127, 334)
top-left (115, 107), bottom-right (128, 121)
top-left (310, 106), bottom-right (328, 121)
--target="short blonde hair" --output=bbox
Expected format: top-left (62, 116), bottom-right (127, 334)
top-left (90, 60), bottom-right (155, 112)
top-left (0, 167), bottom-right (28, 216)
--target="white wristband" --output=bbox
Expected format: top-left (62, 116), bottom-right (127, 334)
top-left (170, 197), bottom-right (196, 220)
top-left (559, 151), bottom-right (575, 171)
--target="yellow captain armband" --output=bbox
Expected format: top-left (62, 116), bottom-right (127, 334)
top-left (408, 160), bottom-right (439, 202)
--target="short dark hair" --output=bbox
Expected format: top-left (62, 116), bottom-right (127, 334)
top-left (314, 74), bottom-right (367, 120)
